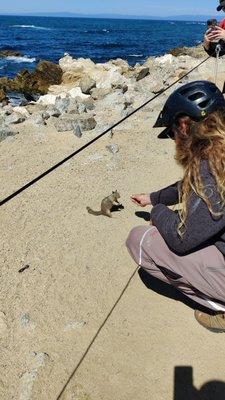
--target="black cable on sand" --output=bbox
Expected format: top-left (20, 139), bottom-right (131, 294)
top-left (0, 56), bottom-right (210, 208)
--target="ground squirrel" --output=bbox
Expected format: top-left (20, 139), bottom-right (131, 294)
top-left (86, 191), bottom-right (121, 217)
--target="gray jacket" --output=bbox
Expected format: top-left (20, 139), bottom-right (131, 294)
top-left (150, 160), bottom-right (225, 256)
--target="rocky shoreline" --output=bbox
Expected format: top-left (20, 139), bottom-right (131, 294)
top-left (0, 43), bottom-right (217, 144)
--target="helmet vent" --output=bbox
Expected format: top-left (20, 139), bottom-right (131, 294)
top-left (188, 92), bottom-right (204, 101)
top-left (199, 100), bottom-right (210, 109)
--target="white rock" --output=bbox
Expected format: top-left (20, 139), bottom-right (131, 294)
top-left (68, 87), bottom-right (90, 99)
top-left (155, 54), bottom-right (174, 64)
top-left (94, 68), bottom-right (127, 89)
top-left (5, 113), bottom-right (25, 125)
top-left (37, 94), bottom-right (57, 105)
top-left (59, 56), bottom-right (95, 73)
top-left (13, 107), bottom-right (30, 118)
top-left (29, 114), bottom-right (46, 126)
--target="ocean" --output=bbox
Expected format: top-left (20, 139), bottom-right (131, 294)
top-left (0, 15), bottom-right (207, 79)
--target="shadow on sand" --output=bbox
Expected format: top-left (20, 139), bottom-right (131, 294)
top-left (138, 268), bottom-right (212, 313)
top-left (174, 366), bottom-right (225, 400)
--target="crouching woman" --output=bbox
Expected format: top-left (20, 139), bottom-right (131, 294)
top-left (126, 80), bottom-right (225, 332)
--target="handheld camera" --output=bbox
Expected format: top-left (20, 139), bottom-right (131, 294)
top-left (207, 19), bottom-right (218, 31)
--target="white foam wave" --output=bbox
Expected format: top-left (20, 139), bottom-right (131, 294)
top-left (186, 22), bottom-right (206, 25)
top-left (129, 54), bottom-right (143, 57)
top-left (12, 24), bottom-right (51, 30)
top-left (6, 56), bottom-right (36, 63)
top-left (103, 29), bottom-right (110, 33)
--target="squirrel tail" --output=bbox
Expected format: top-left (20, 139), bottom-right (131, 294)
top-left (86, 207), bottom-right (102, 216)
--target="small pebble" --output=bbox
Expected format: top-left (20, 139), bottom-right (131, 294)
top-left (73, 122), bottom-right (82, 138)
top-left (64, 321), bottom-right (87, 331)
top-left (21, 313), bottom-right (30, 327)
top-left (109, 129), bottom-right (114, 138)
top-left (106, 144), bottom-right (119, 154)
top-left (19, 264), bottom-right (30, 273)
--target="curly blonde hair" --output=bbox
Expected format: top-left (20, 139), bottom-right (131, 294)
top-left (175, 109), bottom-right (225, 236)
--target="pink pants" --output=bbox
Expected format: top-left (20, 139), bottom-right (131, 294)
top-left (126, 226), bottom-right (225, 312)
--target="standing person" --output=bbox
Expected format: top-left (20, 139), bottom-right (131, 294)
top-left (126, 80), bottom-right (225, 333)
top-left (204, 1), bottom-right (225, 51)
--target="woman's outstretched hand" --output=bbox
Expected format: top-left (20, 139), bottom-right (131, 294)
top-left (131, 194), bottom-right (151, 207)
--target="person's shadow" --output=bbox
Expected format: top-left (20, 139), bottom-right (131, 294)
top-left (174, 366), bottom-right (225, 400)
top-left (138, 268), bottom-right (211, 313)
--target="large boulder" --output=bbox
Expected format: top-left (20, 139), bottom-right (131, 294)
top-left (0, 61), bottom-right (63, 96)
top-left (61, 71), bottom-right (82, 85)
top-left (59, 55), bottom-right (129, 90)
top-left (124, 66), bottom-right (150, 81)
top-left (29, 113), bottom-right (46, 126)
top-left (59, 56), bottom-right (95, 73)
top-left (97, 90), bottom-right (125, 111)
top-left (135, 67), bottom-right (150, 81)
top-left (90, 87), bottom-right (112, 100)
top-left (15, 61), bottom-right (63, 94)
top-left (80, 76), bottom-right (96, 94)
top-left (108, 59), bottom-right (130, 74)
top-left (5, 113), bottom-right (26, 125)
top-left (68, 87), bottom-right (90, 100)
top-left (170, 44), bottom-right (206, 58)
top-left (37, 94), bottom-right (58, 105)
top-left (55, 115), bottom-right (97, 132)
top-left (81, 98), bottom-right (95, 111)
top-left (93, 67), bottom-right (128, 89)
top-left (55, 96), bottom-right (70, 113)
top-left (54, 119), bottom-right (75, 132)
top-left (45, 106), bottom-right (61, 118)
top-left (59, 56), bottom-right (96, 85)
top-left (13, 106), bottom-right (30, 118)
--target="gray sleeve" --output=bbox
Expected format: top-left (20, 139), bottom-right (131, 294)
top-left (151, 162), bottom-right (225, 255)
top-left (150, 181), bottom-right (181, 206)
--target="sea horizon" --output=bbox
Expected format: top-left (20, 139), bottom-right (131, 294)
top-left (0, 15), bottom-right (207, 79)
top-left (0, 12), bottom-right (221, 22)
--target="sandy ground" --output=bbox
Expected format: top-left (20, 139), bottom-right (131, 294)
top-left (1, 57), bottom-right (225, 400)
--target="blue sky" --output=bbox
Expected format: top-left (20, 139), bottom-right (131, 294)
top-left (1, 0), bottom-right (222, 17)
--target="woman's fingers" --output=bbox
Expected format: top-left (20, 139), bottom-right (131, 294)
top-left (207, 33), bottom-right (219, 40)
top-left (131, 197), bottom-right (141, 205)
top-left (131, 198), bottom-right (139, 205)
top-left (207, 26), bottom-right (225, 40)
top-left (130, 194), bottom-right (151, 207)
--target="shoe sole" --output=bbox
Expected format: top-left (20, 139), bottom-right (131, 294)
top-left (196, 319), bottom-right (225, 333)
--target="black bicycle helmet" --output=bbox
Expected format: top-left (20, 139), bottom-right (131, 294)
top-left (154, 80), bottom-right (225, 138)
